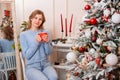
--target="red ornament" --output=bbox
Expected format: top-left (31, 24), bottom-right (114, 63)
top-left (90, 18), bottom-right (97, 25)
top-left (104, 46), bottom-right (110, 52)
top-left (38, 32), bottom-right (48, 41)
top-left (94, 30), bottom-right (98, 35)
top-left (95, 57), bottom-right (101, 65)
top-left (73, 72), bottom-right (79, 76)
top-left (79, 47), bottom-right (84, 53)
top-left (91, 35), bottom-right (97, 42)
top-left (84, 4), bottom-right (91, 10)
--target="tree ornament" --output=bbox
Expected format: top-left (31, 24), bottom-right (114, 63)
top-left (84, 29), bottom-right (91, 38)
top-left (73, 72), bottom-right (79, 76)
top-left (104, 46), bottom-right (110, 52)
top-left (111, 12), bottom-right (120, 24)
top-left (84, 4), bottom-right (91, 10)
top-left (91, 35), bottom-right (97, 42)
top-left (107, 32), bottom-right (113, 39)
top-left (95, 57), bottom-right (101, 65)
top-left (79, 46), bottom-right (85, 53)
top-left (105, 53), bottom-right (118, 66)
top-left (66, 52), bottom-right (77, 62)
top-left (96, 38), bottom-right (103, 45)
top-left (94, 30), bottom-right (98, 35)
top-left (81, 57), bottom-right (88, 66)
top-left (90, 18), bottom-right (97, 25)
top-left (103, 9), bottom-right (110, 17)
top-left (89, 48), bottom-right (96, 54)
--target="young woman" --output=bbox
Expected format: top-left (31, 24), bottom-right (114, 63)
top-left (0, 26), bottom-right (14, 52)
top-left (20, 10), bottom-right (58, 80)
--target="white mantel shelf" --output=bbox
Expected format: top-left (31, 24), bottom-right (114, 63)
top-left (52, 43), bottom-right (73, 52)
top-left (52, 43), bottom-right (73, 47)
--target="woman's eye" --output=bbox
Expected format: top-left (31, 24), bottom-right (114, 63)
top-left (39, 18), bottom-right (42, 21)
top-left (34, 17), bottom-right (38, 19)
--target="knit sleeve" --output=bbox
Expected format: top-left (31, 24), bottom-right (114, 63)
top-left (20, 32), bottom-right (40, 60)
top-left (43, 30), bottom-right (53, 55)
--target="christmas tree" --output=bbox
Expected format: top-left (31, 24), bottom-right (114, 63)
top-left (0, 10), bottom-right (13, 28)
top-left (65, 0), bottom-right (120, 80)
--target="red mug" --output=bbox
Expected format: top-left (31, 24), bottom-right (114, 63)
top-left (38, 32), bottom-right (48, 41)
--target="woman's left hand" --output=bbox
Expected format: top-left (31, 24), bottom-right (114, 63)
top-left (42, 34), bottom-right (49, 42)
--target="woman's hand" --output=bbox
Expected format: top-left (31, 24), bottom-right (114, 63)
top-left (36, 34), bottom-right (42, 43)
top-left (42, 34), bottom-right (49, 42)
top-left (36, 33), bottom-right (49, 43)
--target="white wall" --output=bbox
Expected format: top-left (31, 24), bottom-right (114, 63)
top-left (15, 0), bottom-right (86, 39)
top-left (54, 0), bottom-right (86, 38)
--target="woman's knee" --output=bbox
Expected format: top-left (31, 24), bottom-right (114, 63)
top-left (26, 68), bottom-right (48, 80)
top-left (49, 73), bottom-right (58, 80)
top-left (43, 66), bottom-right (58, 80)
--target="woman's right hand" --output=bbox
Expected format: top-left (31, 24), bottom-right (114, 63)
top-left (36, 34), bottom-right (42, 43)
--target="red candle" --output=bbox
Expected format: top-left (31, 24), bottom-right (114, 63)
top-left (69, 14), bottom-right (73, 32)
top-left (60, 14), bottom-right (64, 32)
top-left (65, 18), bottom-right (68, 37)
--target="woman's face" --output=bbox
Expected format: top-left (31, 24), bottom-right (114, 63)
top-left (31, 14), bottom-right (43, 28)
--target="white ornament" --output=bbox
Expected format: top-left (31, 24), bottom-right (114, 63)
top-left (84, 29), bottom-right (91, 38)
top-left (89, 48), bottom-right (96, 53)
top-left (105, 53), bottom-right (118, 66)
top-left (96, 38), bottom-right (103, 45)
top-left (103, 9), bottom-right (110, 16)
top-left (66, 52), bottom-right (77, 62)
top-left (107, 32), bottom-right (113, 39)
top-left (111, 12), bottom-right (120, 24)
